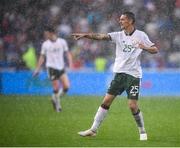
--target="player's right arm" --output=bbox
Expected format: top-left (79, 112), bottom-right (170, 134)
top-left (71, 33), bottom-right (111, 41)
top-left (33, 54), bottom-right (45, 76)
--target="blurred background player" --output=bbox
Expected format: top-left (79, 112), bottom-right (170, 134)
top-left (72, 11), bottom-right (158, 140)
top-left (33, 25), bottom-right (73, 112)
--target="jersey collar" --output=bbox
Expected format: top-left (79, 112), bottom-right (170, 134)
top-left (124, 28), bottom-right (136, 36)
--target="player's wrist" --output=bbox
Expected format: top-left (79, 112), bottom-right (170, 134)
top-left (142, 46), bottom-right (148, 51)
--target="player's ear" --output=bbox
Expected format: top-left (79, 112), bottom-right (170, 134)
top-left (129, 19), bottom-right (133, 25)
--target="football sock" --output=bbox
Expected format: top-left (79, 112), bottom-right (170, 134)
top-left (52, 90), bottom-right (60, 102)
top-left (133, 109), bottom-right (146, 134)
top-left (52, 91), bottom-right (61, 109)
top-left (58, 88), bottom-right (69, 97)
top-left (90, 105), bottom-right (109, 132)
top-left (52, 90), bottom-right (59, 99)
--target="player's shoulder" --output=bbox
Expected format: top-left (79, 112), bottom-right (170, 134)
top-left (135, 29), bottom-right (147, 36)
top-left (108, 31), bottom-right (123, 38)
top-left (109, 31), bottom-right (123, 34)
top-left (57, 37), bottom-right (67, 43)
top-left (42, 39), bottom-right (51, 47)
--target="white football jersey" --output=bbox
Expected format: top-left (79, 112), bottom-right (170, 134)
top-left (108, 29), bottom-right (154, 78)
top-left (41, 38), bottom-right (68, 70)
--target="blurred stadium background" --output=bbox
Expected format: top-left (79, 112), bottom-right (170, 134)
top-left (1, 0), bottom-right (180, 71)
top-left (0, 0), bottom-right (180, 95)
top-left (0, 0), bottom-right (180, 147)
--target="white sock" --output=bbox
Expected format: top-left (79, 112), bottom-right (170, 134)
top-left (58, 88), bottom-right (64, 97)
top-left (52, 94), bottom-right (56, 101)
top-left (133, 111), bottom-right (146, 134)
top-left (52, 93), bottom-right (61, 109)
top-left (52, 93), bottom-right (59, 100)
top-left (90, 106), bottom-right (108, 132)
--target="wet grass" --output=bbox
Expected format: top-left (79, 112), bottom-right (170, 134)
top-left (0, 95), bottom-right (180, 147)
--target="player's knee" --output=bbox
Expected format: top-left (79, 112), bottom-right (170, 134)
top-left (128, 102), bottom-right (138, 113)
top-left (53, 86), bottom-right (59, 93)
top-left (102, 95), bottom-right (115, 107)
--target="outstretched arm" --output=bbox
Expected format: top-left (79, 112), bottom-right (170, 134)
top-left (33, 54), bottom-right (45, 76)
top-left (66, 51), bottom-right (73, 69)
top-left (71, 33), bottom-right (111, 41)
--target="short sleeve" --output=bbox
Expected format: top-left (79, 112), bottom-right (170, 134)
top-left (142, 32), bottom-right (155, 47)
top-left (41, 43), bottom-right (46, 55)
top-left (108, 32), bottom-right (120, 43)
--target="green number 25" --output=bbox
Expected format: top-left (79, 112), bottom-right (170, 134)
top-left (123, 44), bottom-right (133, 52)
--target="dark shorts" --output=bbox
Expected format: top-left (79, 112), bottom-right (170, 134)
top-left (47, 67), bottom-right (65, 81)
top-left (107, 73), bottom-right (140, 100)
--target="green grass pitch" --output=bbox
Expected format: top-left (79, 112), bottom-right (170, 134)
top-left (0, 95), bottom-right (180, 147)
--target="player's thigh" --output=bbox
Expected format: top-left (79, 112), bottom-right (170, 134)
top-left (47, 67), bottom-right (60, 90)
top-left (107, 73), bottom-right (125, 96)
top-left (60, 73), bottom-right (70, 88)
top-left (126, 74), bottom-right (140, 100)
top-left (47, 67), bottom-right (64, 81)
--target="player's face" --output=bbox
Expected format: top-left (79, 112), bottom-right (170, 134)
top-left (44, 31), bottom-right (53, 40)
top-left (119, 15), bottom-right (133, 30)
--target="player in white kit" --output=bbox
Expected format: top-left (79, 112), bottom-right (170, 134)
top-left (72, 11), bottom-right (158, 140)
top-left (34, 25), bottom-right (73, 112)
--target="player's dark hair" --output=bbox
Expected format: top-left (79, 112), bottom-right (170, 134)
top-left (122, 11), bottom-right (135, 24)
top-left (44, 25), bottom-right (55, 33)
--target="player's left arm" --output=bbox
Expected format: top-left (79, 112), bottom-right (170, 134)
top-left (33, 54), bottom-right (45, 76)
top-left (139, 43), bottom-right (158, 54)
top-left (65, 51), bottom-right (73, 69)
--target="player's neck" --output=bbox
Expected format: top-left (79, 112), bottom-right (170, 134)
top-left (50, 35), bottom-right (58, 42)
top-left (124, 26), bottom-right (135, 36)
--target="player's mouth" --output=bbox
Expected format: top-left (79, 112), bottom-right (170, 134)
top-left (120, 24), bottom-right (124, 29)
